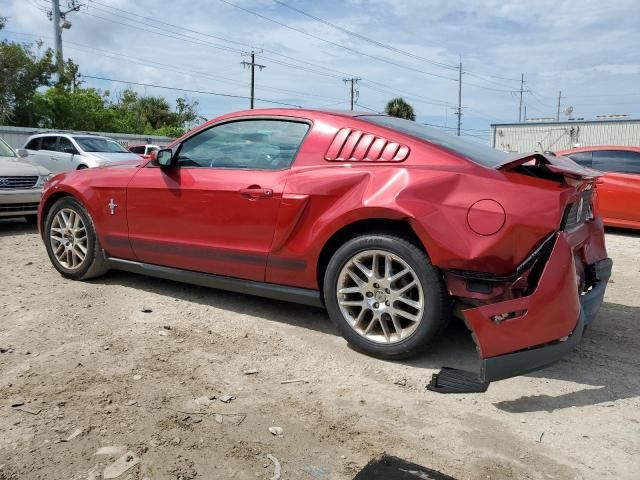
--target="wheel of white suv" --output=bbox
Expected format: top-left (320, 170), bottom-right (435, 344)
top-left (44, 197), bottom-right (109, 280)
top-left (323, 233), bottom-right (450, 359)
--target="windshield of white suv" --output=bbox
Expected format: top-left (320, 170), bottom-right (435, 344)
top-left (73, 137), bottom-right (130, 153)
top-left (0, 138), bottom-right (16, 157)
top-left (359, 115), bottom-right (510, 168)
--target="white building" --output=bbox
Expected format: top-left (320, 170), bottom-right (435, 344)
top-left (490, 118), bottom-right (640, 153)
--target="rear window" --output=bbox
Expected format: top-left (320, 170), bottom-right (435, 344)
top-left (566, 151), bottom-right (593, 167)
top-left (592, 150), bottom-right (640, 174)
top-left (359, 115), bottom-right (510, 168)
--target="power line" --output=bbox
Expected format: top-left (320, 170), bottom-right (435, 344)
top-left (218, 0), bottom-right (459, 82)
top-left (80, 11), bottom-right (243, 55)
top-left (358, 81), bottom-right (453, 108)
top-left (81, 75), bottom-right (303, 107)
top-left (78, 5), bottom-right (460, 110)
top-left (271, 0), bottom-right (458, 71)
top-left (354, 102), bottom-right (380, 113)
top-left (88, 0), bottom-right (256, 50)
top-left (270, 0), bottom-right (522, 91)
top-left (91, 0), bottom-right (480, 105)
top-left (4, 31), bottom-right (346, 104)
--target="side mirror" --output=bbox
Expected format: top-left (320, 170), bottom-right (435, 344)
top-left (156, 148), bottom-right (174, 167)
top-left (63, 147), bottom-right (76, 154)
top-left (16, 148), bottom-right (29, 158)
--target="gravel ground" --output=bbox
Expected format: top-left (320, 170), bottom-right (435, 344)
top-left (0, 219), bottom-right (638, 480)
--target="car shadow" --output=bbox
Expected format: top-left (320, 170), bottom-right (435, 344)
top-left (491, 302), bottom-right (640, 413)
top-left (92, 271), bottom-right (639, 412)
top-left (94, 270), bottom-right (335, 335)
top-left (605, 226), bottom-right (640, 238)
top-left (0, 218), bottom-right (37, 237)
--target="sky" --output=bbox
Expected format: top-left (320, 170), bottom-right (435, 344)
top-left (2, 0), bottom-right (640, 142)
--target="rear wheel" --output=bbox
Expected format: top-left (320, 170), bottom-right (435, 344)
top-left (44, 197), bottom-right (109, 280)
top-left (323, 233), bottom-right (450, 359)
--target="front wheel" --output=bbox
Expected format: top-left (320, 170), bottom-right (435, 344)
top-left (323, 234), bottom-right (450, 359)
top-left (44, 197), bottom-right (109, 280)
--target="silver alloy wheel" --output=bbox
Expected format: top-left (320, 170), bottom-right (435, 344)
top-left (336, 249), bottom-right (424, 344)
top-left (49, 208), bottom-right (88, 270)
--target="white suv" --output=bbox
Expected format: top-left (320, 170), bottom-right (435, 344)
top-left (21, 133), bottom-right (142, 173)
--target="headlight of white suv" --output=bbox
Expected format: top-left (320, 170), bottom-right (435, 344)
top-left (35, 174), bottom-right (54, 188)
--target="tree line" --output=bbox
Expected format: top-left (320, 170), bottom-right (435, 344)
top-left (0, 16), bottom-right (203, 137)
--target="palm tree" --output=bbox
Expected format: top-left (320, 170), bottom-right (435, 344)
top-left (384, 97), bottom-right (416, 121)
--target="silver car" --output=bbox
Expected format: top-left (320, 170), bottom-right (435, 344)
top-left (21, 133), bottom-right (142, 173)
top-left (0, 137), bottom-right (51, 223)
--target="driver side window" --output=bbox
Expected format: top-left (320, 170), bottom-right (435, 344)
top-left (176, 119), bottom-right (309, 170)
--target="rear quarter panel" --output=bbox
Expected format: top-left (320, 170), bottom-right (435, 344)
top-left (265, 114), bottom-right (575, 289)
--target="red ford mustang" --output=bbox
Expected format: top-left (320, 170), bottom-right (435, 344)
top-left (38, 109), bottom-right (612, 392)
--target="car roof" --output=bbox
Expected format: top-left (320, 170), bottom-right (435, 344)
top-left (201, 108), bottom-right (378, 124)
top-left (28, 132), bottom-right (111, 140)
top-left (173, 108), bottom-right (383, 143)
top-left (557, 145), bottom-right (640, 154)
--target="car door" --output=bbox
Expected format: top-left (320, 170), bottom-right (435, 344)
top-left (30, 136), bottom-right (60, 172)
top-left (592, 150), bottom-right (640, 225)
top-left (53, 137), bottom-right (80, 170)
top-left (125, 118), bottom-right (311, 281)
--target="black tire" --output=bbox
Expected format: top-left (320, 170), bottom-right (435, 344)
top-left (77, 164), bottom-right (88, 170)
top-left (44, 197), bottom-right (109, 280)
top-left (24, 214), bottom-right (38, 225)
top-left (323, 233), bottom-right (450, 359)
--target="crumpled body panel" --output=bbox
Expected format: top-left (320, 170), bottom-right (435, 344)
top-left (464, 233), bottom-right (580, 358)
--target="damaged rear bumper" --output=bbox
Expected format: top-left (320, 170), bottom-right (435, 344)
top-left (481, 255), bottom-right (611, 382)
top-left (428, 232), bottom-right (612, 392)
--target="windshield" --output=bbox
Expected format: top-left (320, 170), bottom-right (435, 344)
top-left (0, 138), bottom-right (16, 157)
top-left (359, 115), bottom-right (510, 168)
top-left (74, 137), bottom-right (129, 153)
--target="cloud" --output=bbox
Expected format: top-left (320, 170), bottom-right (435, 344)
top-left (3, 0), bottom-right (639, 130)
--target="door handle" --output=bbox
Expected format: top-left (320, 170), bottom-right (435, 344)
top-left (240, 186), bottom-right (273, 199)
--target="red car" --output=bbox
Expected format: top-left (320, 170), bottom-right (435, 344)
top-left (37, 109), bottom-right (612, 391)
top-left (556, 146), bottom-right (640, 230)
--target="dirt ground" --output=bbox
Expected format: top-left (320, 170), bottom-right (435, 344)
top-left (0, 220), bottom-right (638, 480)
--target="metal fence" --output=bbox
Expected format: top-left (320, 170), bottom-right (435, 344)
top-left (0, 125), bottom-right (174, 149)
top-left (490, 119), bottom-right (640, 153)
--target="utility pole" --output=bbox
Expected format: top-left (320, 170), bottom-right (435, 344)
top-left (455, 61), bottom-right (463, 136)
top-left (51, 0), bottom-right (63, 74)
top-left (343, 78), bottom-right (361, 111)
top-left (241, 50), bottom-right (266, 109)
top-left (556, 90), bottom-right (562, 121)
top-left (48, 1), bottom-right (83, 79)
top-left (517, 73), bottom-right (529, 122)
